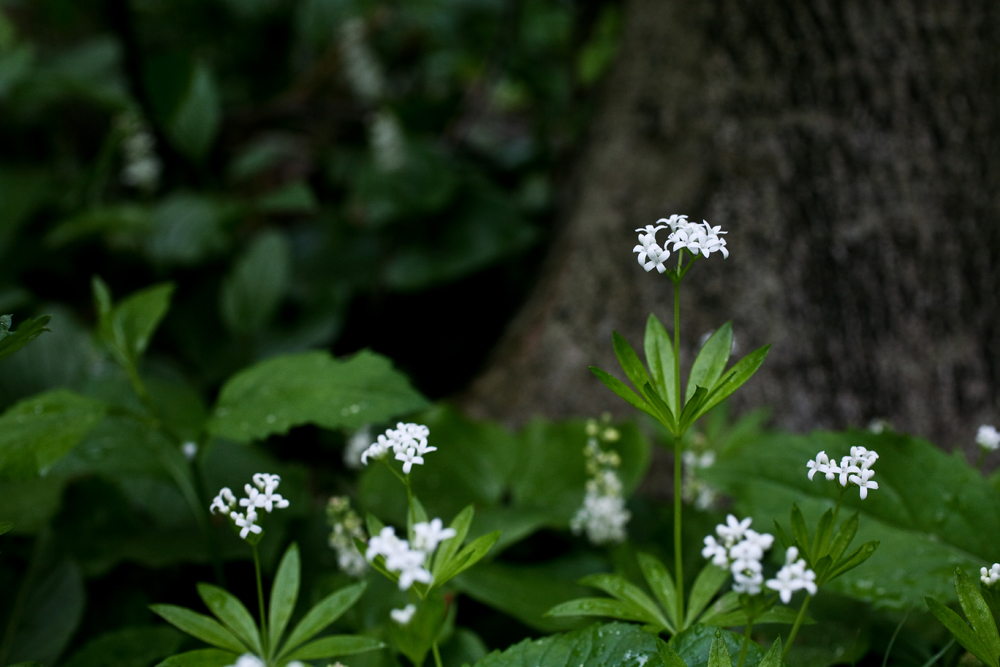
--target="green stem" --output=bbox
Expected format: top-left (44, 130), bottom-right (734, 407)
top-left (782, 595), bottom-right (812, 658)
top-left (252, 544), bottom-right (268, 658)
top-left (432, 641), bottom-right (444, 667)
top-left (736, 620), bottom-right (754, 667)
top-left (672, 276), bottom-right (684, 624)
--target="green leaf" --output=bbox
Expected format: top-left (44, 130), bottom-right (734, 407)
top-left (546, 598), bottom-right (663, 626)
top-left (471, 622), bottom-right (664, 667)
top-left (62, 626), bottom-right (184, 667)
top-left (689, 345), bottom-right (770, 423)
top-left (641, 382), bottom-right (677, 432)
top-left (789, 505), bottom-right (811, 561)
top-left (435, 530), bottom-right (501, 584)
top-left (644, 314), bottom-right (677, 409)
top-left (93, 278), bottom-right (175, 370)
top-left (168, 61), bottom-right (221, 161)
top-left (707, 633), bottom-right (732, 667)
top-left (0, 521), bottom-right (12, 535)
top-left (255, 181), bottom-right (318, 213)
top-left (686, 322), bottom-right (732, 402)
top-left (927, 597), bottom-right (995, 667)
top-left (208, 350), bottom-right (428, 442)
top-left (196, 584), bottom-right (262, 656)
top-left (149, 605), bottom-right (248, 654)
top-left (45, 205), bottom-right (151, 248)
top-left (0, 315), bottom-right (50, 361)
top-left (693, 592), bottom-right (742, 628)
top-left (590, 366), bottom-right (659, 421)
top-left (0, 389), bottom-right (107, 477)
top-left (154, 649), bottom-right (239, 667)
top-left (685, 564), bottom-right (730, 628)
top-left (670, 625), bottom-right (765, 667)
top-left (812, 508), bottom-right (835, 558)
top-left (220, 230), bottom-right (291, 336)
top-left (146, 194), bottom-right (230, 266)
top-left (656, 638), bottom-right (688, 667)
top-left (757, 638), bottom-right (782, 667)
top-left (432, 505), bottom-right (474, 578)
top-left (613, 331), bottom-right (652, 395)
top-left (268, 543), bottom-right (300, 653)
top-left (824, 541), bottom-right (878, 582)
top-left (283, 635), bottom-right (384, 661)
top-left (637, 552), bottom-right (679, 631)
top-left (4, 560), bottom-right (84, 666)
top-left (828, 512), bottom-right (859, 564)
top-left (955, 569), bottom-right (1000, 660)
top-left (754, 606), bottom-right (814, 625)
top-left (578, 574), bottom-right (672, 630)
top-left (388, 593), bottom-right (446, 666)
top-left (279, 581), bottom-right (367, 658)
top-left (679, 385), bottom-right (709, 430)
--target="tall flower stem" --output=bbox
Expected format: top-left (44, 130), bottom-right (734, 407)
top-left (736, 620), bottom-right (754, 667)
top-left (252, 544), bottom-right (269, 656)
top-left (672, 276), bottom-right (684, 624)
top-left (432, 641), bottom-right (444, 667)
top-left (783, 594), bottom-right (812, 658)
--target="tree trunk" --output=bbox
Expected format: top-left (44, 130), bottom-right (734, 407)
top-left (461, 0), bottom-right (1000, 450)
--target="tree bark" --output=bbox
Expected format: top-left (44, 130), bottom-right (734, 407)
top-left (461, 0), bottom-right (1000, 449)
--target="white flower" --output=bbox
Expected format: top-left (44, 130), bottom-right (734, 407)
top-left (716, 514), bottom-right (752, 545)
top-left (732, 570), bottom-right (764, 595)
top-left (413, 519), bottom-right (457, 552)
top-left (256, 487), bottom-right (290, 513)
top-left (395, 446), bottom-right (424, 474)
top-left (848, 467), bottom-right (879, 500)
top-left (344, 426), bottom-right (373, 469)
top-left (633, 226), bottom-right (669, 272)
top-left (397, 562), bottom-right (433, 590)
top-left (806, 451), bottom-right (830, 481)
top-left (210, 488), bottom-right (236, 514)
top-left (977, 425), bottom-right (1000, 451)
top-left (252, 473), bottom-right (281, 492)
top-left (231, 509), bottom-right (262, 540)
top-left (366, 526), bottom-right (409, 562)
top-left (361, 434), bottom-right (393, 465)
top-left (702, 535), bottom-right (729, 568)
top-left (227, 654), bottom-right (265, 667)
top-left (837, 456), bottom-right (859, 487)
top-left (657, 214), bottom-right (689, 231)
top-left (339, 17), bottom-right (385, 103)
top-left (664, 218), bottom-right (729, 259)
top-left (365, 526), bottom-right (433, 590)
top-left (181, 442), bottom-right (198, 460)
top-left (391, 604), bottom-right (417, 625)
top-left (571, 494), bottom-right (631, 545)
top-left (370, 110), bottom-right (406, 172)
top-left (766, 547), bottom-right (817, 604)
top-left (240, 485), bottom-right (262, 510)
top-left (981, 563), bottom-right (1000, 586)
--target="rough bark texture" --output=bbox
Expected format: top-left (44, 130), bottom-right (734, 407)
top-left (461, 0), bottom-right (1000, 449)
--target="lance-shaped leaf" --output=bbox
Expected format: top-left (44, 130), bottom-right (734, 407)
top-left (546, 598), bottom-right (664, 626)
top-left (707, 632), bottom-right (732, 667)
top-left (613, 331), bottom-right (652, 395)
top-left (196, 584), bottom-right (262, 656)
top-left (684, 563), bottom-right (730, 628)
top-left (92, 278), bottom-right (174, 371)
top-left (282, 635), bottom-right (384, 661)
top-left (686, 322), bottom-right (732, 403)
top-left (434, 530), bottom-right (501, 584)
top-left (637, 552), bottom-right (679, 630)
top-left (432, 505), bottom-right (474, 578)
top-left (591, 367), bottom-right (660, 421)
top-left (0, 314), bottom-right (50, 361)
top-left (823, 541), bottom-right (879, 583)
top-left (278, 582), bottom-right (367, 660)
top-left (955, 568), bottom-right (1000, 660)
top-left (689, 345), bottom-right (770, 424)
top-left (641, 382), bottom-right (677, 432)
top-left (927, 597), bottom-right (997, 667)
top-left (644, 314), bottom-right (677, 409)
top-left (154, 649), bottom-right (238, 667)
top-left (149, 606), bottom-right (247, 654)
top-left (268, 543), bottom-right (300, 654)
top-left (577, 573), bottom-right (672, 631)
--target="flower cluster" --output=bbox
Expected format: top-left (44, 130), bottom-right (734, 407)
top-left (765, 547), bottom-right (817, 604)
top-left (209, 473), bottom-right (289, 540)
top-left (360, 423), bottom-right (435, 474)
top-left (327, 496), bottom-right (368, 577)
top-left (570, 420), bottom-right (631, 545)
top-left (117, 113), bottom-right (161, 192)
top-left (682, 449), bottom-right (718, 511)
top-left (224, 654), bottom-right (306, 667)
top-left (806, 446), bottom-right (880, 499)
top-left (633, 215), bottom-right (729, 273)
top-left (977, 425), bottom-right (1000, 451)
top-left (701, 515), bottom-right (775, 595)
top-left (365, 519), bottom-right (456, 591)
top-left (982, 563), bottom-right (1000, 586)
top-left (390, 603), bottom-right (416, 625)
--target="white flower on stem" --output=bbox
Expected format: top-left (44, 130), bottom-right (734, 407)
top-left (366, 526), bottom-right (409, 562)
top-left (252, 473), bottom-right (281, 492)
top-left (391, 604), bottom-right (417, 625)
top-left (701, 535), bottom-right (729, 568)
top-left (181, 442), bottom-right (198, 460)
top-left (228, 654), bottom-right (265, 667)
top-left (848, 467), bottom-right (879, 500)
top-left (210, 488), bottom-right (236, 514)
top-left (361, 433), bottom-right (394, 465)
top-left (766, 547), bottom-right (818, 604)
top-left (806, 451), bottom-right (831, 480)
top-left (837, 456), bottom-right (859, 487)
top-left (732, 570), bottom-right (764, 595)
top-left (256, 487), bottom-right (290, 513)
top-left (702, 515), bottom-right (774, 595)
top-left (240, 485), bottom-right (262, 510)
top-left (633, 224), bottom-right (670, 272)
top-left (395, 446), bottom-right (425, 474)
top-left (413, 518), bottom-right (457, 552)
top-left (977, 425), bottom-right (1000, 451)
top-left (657, 214), bottom-right (689, 231)
top-left (981, 563), bottom-right (1000, 586)
top-left (365, 526), bottom-right (433, 590)
top-left (716, 514), bottom-right (752, 545)
top-left (397, 561), bottom-right (433, 590)
top-left (395, 422), bottom-right (431, 449)
top-left (231, 508), bottom-right (262, 540)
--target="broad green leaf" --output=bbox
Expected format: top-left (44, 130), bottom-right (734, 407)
top-left (686, 322), bottom-right (732, 402)
top-left (828, 512), bottom-right (859, 564)
top-left (283, 635), bottom-right (384, 661)
top-left (637, 552), bottom-right (679, 630)
top-left (707, 633), bottom-right (732, 667)
top-left (471, 622), bottom-right (664, 667)
top-left (613, 331), bottom-right (652, 395)
top-left (146, 194), bottom-right (230, 266)
top-left (154, 649), bottom-right (239, 667)
top-left (644, 314), bottom-right (677, 411)
top-left (45, 205), bottom-right (151, 248)
top-left (196, 584), bottom-right (261, 656)
top-left (705, 429), bottom-right (997, 608)
top-left (789, 505), bottom-right (811, 561)
top-left (62, 626), bottom-right (183, 667)
top-left (757, 638), bottom-right (782, 667)
top-left (93, 278), bottom-right (174, 370)
top-left (280, 581), bottom-right (367, 656)
top-left (689, 345), bottom-right (770, 423)
top-left (208, 350), bottom-right (428, 442)
top-left (590, 367), bottom-right (659, 420)
top-left (670, 625), bottom-right (765, 667)
top-left (546, 598), bottom-right (663, 626)
top-left (0, 315), bottom-right (50, 361)
top-left (149, 605), bottom-right (248, 653)
top-left (578, 574), bottom-right (671, 630)
top-left (685, 564), bottom-right (730, 628)
top-left (268, 543), bottom-right (300, 653)
top-left (4, 560), bottom-right (84, 666)
top-left (168, 62), bottom-right (220, 161)
top-left (926, 597), bottom-right (995, 667)
top-left (0, 389), bottom-right (107, 477)
top-left (433, 505), bottom-right (474, 577)
top-left (220, 231), bottom-right (291, 336)
top-left (955, 569), bottom-right (1000, 659)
